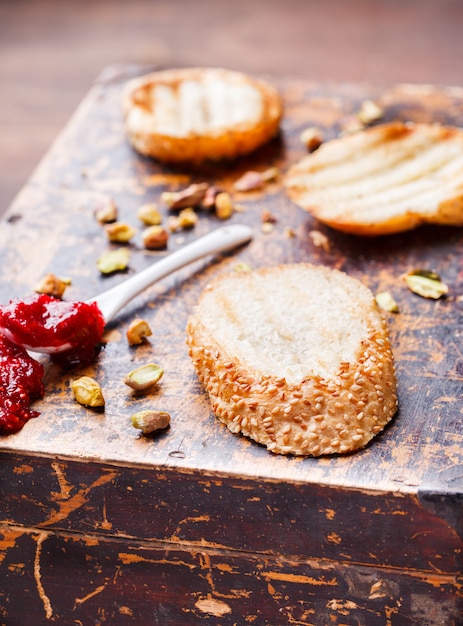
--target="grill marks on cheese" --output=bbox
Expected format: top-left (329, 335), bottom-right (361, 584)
top-left (197, 268), bottom-right (370, 385)
top-left (285, 122), bottom-right (463, 235)
top-left (123, 68), bottom-right (283, 164)
top-left (149, 80), bottom-right (263, 137)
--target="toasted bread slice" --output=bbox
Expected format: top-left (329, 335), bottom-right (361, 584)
top-left (186, 264), bottom-right (398, 456)
top-left (284, 121), bottom-right (463, 235)
top-left (123, 67), bottom-right (283, 164)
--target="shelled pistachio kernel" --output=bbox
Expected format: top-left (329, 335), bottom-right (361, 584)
top-left (97, 248), bottom-right (130, 274)
top-left (161, 182), bottom-right (208, 210)
top-left (124, 363), bottom-right (164, 391)
top-left (300, 127), bottom-right (324, 151)
top-left (215, 192), bottom-right (234, 219)
top-left (127, 318), bottom-right (152, 345)
top-left (34, 273), bottom-right (71, 298)
top-left (94, 198), bottom-right (118, 224)
top-left (71, 376), bottom-right (105, 408)
top-left (137, 203), bottom-right (162, 226)
top-left (168, 207), bottom-right (198, 232)
top-left (142, 225), bottom-right (169, 250)
top-left (131, 409), bottom-right (170, 434)
top-left (375, 291), bottom-right (399, 313)
top-left (357, 99), bottom-right (384, 125)
top-left (104, 222), bottom-right (137, 243)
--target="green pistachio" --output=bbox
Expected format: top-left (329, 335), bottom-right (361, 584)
top-left (375, 291), bottom-right (399, 313)
top-left (124, 363), bottom-right (164, 391)
top-left (97, 248), bottom-right (130, 274)
top-left (71, 376), bottom-right (105, 408)
top-left (403, 269), bottom-right (448, 299)
top-left (131, 409), bottom-right (170, 434)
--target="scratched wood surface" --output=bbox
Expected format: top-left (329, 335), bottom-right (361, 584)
top-left (0, 66), bottom-right (462, 623)
top-left (1, 65), bottom-right (463, 492)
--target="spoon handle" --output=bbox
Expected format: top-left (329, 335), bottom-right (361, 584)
top-left (90, 224), bottom-right (253, 322)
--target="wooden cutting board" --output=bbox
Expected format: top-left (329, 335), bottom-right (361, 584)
top-left (0, 65), bottom-right (461, 625)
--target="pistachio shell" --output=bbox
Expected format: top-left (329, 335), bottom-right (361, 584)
top-left (403, 269), bottom-right (448, 299)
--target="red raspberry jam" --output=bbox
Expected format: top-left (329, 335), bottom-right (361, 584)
top-left (0, 336), bottom-right (44, 434)
top-left (0, 294), bottom-right (105, 368)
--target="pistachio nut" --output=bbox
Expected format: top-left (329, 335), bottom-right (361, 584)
top-left (403, 269), bottom-right (448, 299)
top-left (34, 273), bottom-right (71, 298)
top-left (137, 203), bottom-right (162, 226)
top-left (375, 291), bottom-right (399, 313)
top-left (105, 222), bottom-right (137, 243)
top-left (126, 318), bottom-right (153, 346)
top-left (71, 376), bottom-right (105, 408)
top-left (215, 192), bottom-right (234, 220)
top-left (97, 248), bottom-right (130, 274)
top-left (142, 225), bottom-right (169, 250)
top-left (161, 182), bottom-right (208, 210)
top-left (124, 363), bottom-right (164, 391)
top-left (131, 409), bottom-right (170, 434)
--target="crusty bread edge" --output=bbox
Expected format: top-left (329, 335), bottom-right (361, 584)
top-left (186, 268), bottom-right (399, 457)
top-left (123, 67), bottom-right (283, 164)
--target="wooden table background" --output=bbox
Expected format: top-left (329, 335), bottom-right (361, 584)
top-left (1, 0), bottom-right (463, 217)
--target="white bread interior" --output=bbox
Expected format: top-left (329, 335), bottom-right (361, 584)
top-left (186, 264), bottom-right (398, 456)
top-left (284, 121), bottom-right (463, 236)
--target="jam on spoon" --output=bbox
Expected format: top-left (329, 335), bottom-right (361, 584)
top-left (0, 294), bottom-right (105, 435)
top-left (0, 294), bottom-right (105, 368)
top-left (0, 225), bottom-right (253, 435)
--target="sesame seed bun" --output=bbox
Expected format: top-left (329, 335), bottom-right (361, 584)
top-left (123, 67), bottom-right (283, 164)
top-left (186, 264), bottom-right (398, 456)
top-left (284, 121), bottom-right (463, 236)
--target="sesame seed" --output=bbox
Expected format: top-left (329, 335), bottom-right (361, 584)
top-left (356, 412), bottom-right (364, 421)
